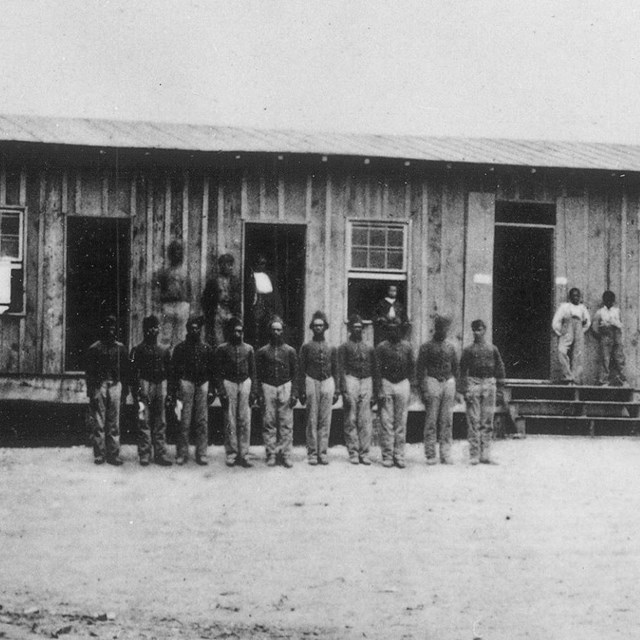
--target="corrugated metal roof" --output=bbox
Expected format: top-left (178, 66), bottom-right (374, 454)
top-left (0, 113), bottom-right (639, 172)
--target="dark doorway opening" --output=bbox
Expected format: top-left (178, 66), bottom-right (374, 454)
top-left (66, 217), bottom-right (130, 371)
top-left (493, 223), bottom-right (553, 379)
top-left (243, 223), bottom-right (306, 351)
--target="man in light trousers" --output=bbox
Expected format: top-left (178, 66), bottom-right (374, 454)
top-left (338, 314), bottom-right (376, 465)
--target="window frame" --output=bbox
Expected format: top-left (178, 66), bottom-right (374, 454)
top-left (0, 205), bottom-right (26, 316)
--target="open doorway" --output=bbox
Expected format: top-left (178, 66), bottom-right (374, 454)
top-left (243, 223), bottom-right (306, 351)
top-left (65, 217), bottom-right (130, 371)
top-left (493, 202), bottom-right (554, 379)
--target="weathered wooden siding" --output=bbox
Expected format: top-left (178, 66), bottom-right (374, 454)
top-left (0, 148), bottom-right (638, 389)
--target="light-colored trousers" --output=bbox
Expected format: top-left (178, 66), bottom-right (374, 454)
top-left (422, 376), bottom-right (456, 461)
top-left (465, 376), bottom-right (496, 461)
top-left (160, 300), bottom-right (190, 351)
top-left (598, 327), bottom-right (626, 385)
top-left (557, 317), bottom-right (585, 383)
top-left (91, 381), bottom-right (122, 459)
top-left (380, 378), bottom-right (410, 463)
top-left (223, 378), bottom-right (252, 461)
top-left (343, 375), bottom-right (373, 458)
top-left (176, 379), bottom-right (209, 460)
top-left (305, 375), bottom-right (335, 459)
top-left (138, 379), bottom-right (168, 460)
top-left (262, 381), bottom-right (294, 459)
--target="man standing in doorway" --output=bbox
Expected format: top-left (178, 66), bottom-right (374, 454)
top-left (299, 311), bottom-right (339, 466)
top-left (214, 316), bottom-right (258, 468)
top-left (169, 316), bottom-right (215, 466)
top-left (416, 315), bottom-right (459, 465)
top-left (375, 317), bottom-right (415, 468)
top-left (84, 314), bottom-right (130, 466)
top-left (552, 287), bottom-right (591, 384)
top-left (130, 315), bottom-right (173, 466)
top-left (256, 316), bottom-right (298, 468)
top-left (246, 253), bottom-right (283, 348)
top-left (459, 319), bottom-right (506, 465)
top-left (338, 314), bottom-right (376, 465)
top-left (202, 253), bottom-right (241, 347)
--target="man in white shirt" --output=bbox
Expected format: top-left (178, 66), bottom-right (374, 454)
top-left (552, 287), bottom-right (591, 384)
top-left (246, 254), bottom-right (283, 348)
top-left (592, 290), bottom-right (626, 386)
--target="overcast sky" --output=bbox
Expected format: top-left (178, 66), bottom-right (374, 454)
top-left (1, 0), bottom-right (639, 143)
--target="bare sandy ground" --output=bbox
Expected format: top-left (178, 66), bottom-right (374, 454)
top-left (1, 436), bottom-right (640, 639)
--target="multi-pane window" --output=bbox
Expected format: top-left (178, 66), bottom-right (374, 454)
top-left (347, 220), bottom-right (409, 321)
top-left (0, 208), bottom-right (24, 314)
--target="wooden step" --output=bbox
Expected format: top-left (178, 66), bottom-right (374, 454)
top-left (511, 399), bottom-right (640, 418)
top-left (521, 414), bottom-right (640, 436)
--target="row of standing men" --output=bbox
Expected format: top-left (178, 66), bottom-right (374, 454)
top-left (85, 309), bottom-right (505, 468)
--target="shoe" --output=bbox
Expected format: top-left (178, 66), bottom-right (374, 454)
top-left (266, 457), bottom-right (277, 467)
top-left (359, 456), bottom-right (372, 466)
top-left (236, 458), bottom-right (253, 468)
top-left (94, 456), bottom-right (105, 465)
top-left (394, 459), bottom-right (406, 469)
top-left (154, 457), bottom-right (173, 467)
top-left (107, 457), bottom-right (124, 466)
top-left (426, 458), bottom-right (438, 466)
top-left (480, 458), bottom-right (497, 465)
top-left (140, 458), bottom-right (150, 467)
top-left (281, 458), bottom-right (293, 469)
top-left (225, 458), bottom-right (236, 467)
top-left (175, 457), bottom-right (187, 466)
top-left (319, 455), bottom-right (329, 466)
top-left (196, 457), bottom-right (209, 466)
top-left (469, 457), bottom-right (479, 465)
top-left (349, 455), bottom-right (360, 465)
top-left (308, 458), bottom-right (318, 466)
top-left (382, 459), bottom-right (394, 468)
top-left (440, 457), bottom-right (453, 465)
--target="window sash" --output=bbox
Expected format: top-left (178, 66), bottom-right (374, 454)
top-left (348, 221), bottom-right (408, 273)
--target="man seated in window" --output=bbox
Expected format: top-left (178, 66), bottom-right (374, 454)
top-left (373, 284), bottom-right (408, 344)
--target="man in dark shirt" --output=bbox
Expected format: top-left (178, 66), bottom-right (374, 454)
top-left (374, 317), bottom-right (415, 468)
top-left (84, 314), bottom-right (130, 466)
top-left (202, 253), bottom-right (241, 347)
top-left (255, 316), bottom-right (298, 468)
top-left (214, 316), bottom-right (258, 468)
top-left (338, 314), bottom-right (376, 465)
top-left (373, 284), bottom-right (408, 345)
top-left (130, 315), bottom-right (172, 467)
top-left (299, 311), bottom-right (339, 466)
top-left (459, 319), bottom-right (506, 465)
top-left (169, 316), bottom-right (215, 466)
top-left (416, 315), bottom-right (459, 465)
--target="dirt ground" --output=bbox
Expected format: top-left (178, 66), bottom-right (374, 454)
top-left (1, 435), bottom-right (640, 640)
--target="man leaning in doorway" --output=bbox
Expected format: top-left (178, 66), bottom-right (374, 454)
top-left (552, 287), bottom-right (591, 384)
top-left (84, 314), bottom-right (130, 466)
top-left (246, 253), bottom-right (283, 348)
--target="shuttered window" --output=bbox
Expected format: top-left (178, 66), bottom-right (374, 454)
top-left (0, 207), bottom-right (25, 314)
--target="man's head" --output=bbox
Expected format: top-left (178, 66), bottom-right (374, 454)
top-left (309, 310), bottom-right (329, 339)
top-left (471, 319), bottom-right (486, 343)
top-left (167, 240), bottom-right (184, 267)
top-left (269, 316), bottom-right (284, 345)
top-left (185, 315), bottom-right (204, 341)
top-left (386, 284), bottom-right (398, 300)
top-left (602, 290), bottom-right (616, 308)
top-left (347, 314), bottom-right (364, 341)
top-left (226, 316), bottom-right (244, 344)
top-left (254, 254), bottom-right (267, 272)
top-left (101, 314), bottom-right (118, 342)
top-left (569, 288), bottom-right (581, 305)
top-left (386, 317), bottom-right (402, 343)
top-left (433, 315), bottom-right (451, 341)
top-left (142, 315), bottom-right (160, 341)
top-left (218, 253), bottom-right (234, 277)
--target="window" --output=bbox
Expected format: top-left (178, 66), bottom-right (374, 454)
top-left (0, 207), bottom-right (25, 314)
top-left (346, 220), bottom-right (409, 321)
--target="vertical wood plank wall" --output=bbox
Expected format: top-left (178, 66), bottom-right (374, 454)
top-left (0, 152), bottom-right (638, 387)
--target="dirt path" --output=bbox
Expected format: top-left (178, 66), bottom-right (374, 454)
top-left (2, 436), bottom-right (640, 639)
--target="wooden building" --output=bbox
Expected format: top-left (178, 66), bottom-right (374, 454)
top-left (1, 114), bottom-right (640, 413)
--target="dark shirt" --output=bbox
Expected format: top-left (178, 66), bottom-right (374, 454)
top-left (416, 339), bottom-right (459, 387)
top-left (374, 299), bottom-right (408, 324)
top-left (214, 341), bottom-right (257, 394)
top-left (255, 342), bottom-right (298, 393)
top-left (130, 341), bottom-right (171, 386)
top-left (85, 340), bottom-right (130, 394)
top-left (202, 274), bottom-right (241, 319)
top-left (299, 339), bottom-right (338, 384)
top-left (337, 339), bottom-right (376, 391)
top-left (170, 338), bottom-right (215, 387)
top-left (375, 340), bottom-right (415, 386)
top-left (459, 342), bottom-right (506, 393)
